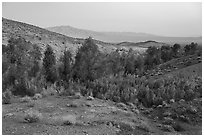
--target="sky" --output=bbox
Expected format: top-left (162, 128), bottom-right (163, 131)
top-left (2, 2), bottom-right (202, 37)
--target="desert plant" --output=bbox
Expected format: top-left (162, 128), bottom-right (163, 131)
top-left (2, 89), bottom-right (12, 104)
top-left (20, 96), bottom-right (32, 103)
top-left (24, 109), bottom-right (42, 123)
top-left (62, 115), bottom-right (76, 125)
top-left (33, 93), bottom-right (42, 100)
top-left (27, 101), bottom-right (35, 107)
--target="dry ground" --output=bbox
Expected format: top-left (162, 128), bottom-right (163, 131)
top-left (2, 94), bottom-right (202, 135)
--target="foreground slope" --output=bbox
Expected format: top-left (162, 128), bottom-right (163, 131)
top-left (3, 91), bottom-right (201, 135)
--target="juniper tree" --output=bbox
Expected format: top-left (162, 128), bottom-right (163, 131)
top-left (72, 37), bottom-right (99, 82)
top-left (43, 45), bottom-right (57, 83)
top-left (59, 49), bottom-right (72, 82)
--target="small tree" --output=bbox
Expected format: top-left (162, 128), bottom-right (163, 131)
top-left (59, 49), bottom-right (72, 82)
top-left (124, 48), bottom-right (136, 74)
top-left (73, 37), bottom-right (99, 82)
top-left (145, 46), bottom-right (161, 70)
top-left (172, 43), bottom-right (181, 57)
top-left (43, 45), bottom-right (57, 83)
top-left (184, 42), bottom-right (198, 55)
top-left (28, 44), bottom-right (42, 78)
top-left (161, 45), bottom-right (172, 62)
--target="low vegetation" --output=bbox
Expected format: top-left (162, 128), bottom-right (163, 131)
top-left (24, 109), bottom-right (42, 123)
top-left (2, 36), bottom-right (201, 106)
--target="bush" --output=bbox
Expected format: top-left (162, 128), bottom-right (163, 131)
top-left (12, 78), bottom-right (37, 97)
top-left (82, 72), bottom-right (201, 108)
top-left (27, 101), bottom-right (35, 107)
top-left (24, 109), bottom-right (42, 123)
top-left (20, 96), bottom-right (32, 103)
top-left (2, 89), bottom-right (12, 104)
top-left (62, 115), bottom-right (76, 125)
top-left (33, 93), bottom-right (42, 100)
top-left (41, 85), bottom-right (57, 97)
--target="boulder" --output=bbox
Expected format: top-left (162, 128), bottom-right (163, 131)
top-left (163, 111), bottom-right (172, 117)
top-left (187, 106), bottom-right (197, 114)
top-left (142, 109), bottom-right (151, 115)
top-left (74, 92), bottom-right (82, 99)
top-left (85, 102), bottom-right (92, 107)
top-left (33, 93), bottom-right (42, 100)
top-left (20, 96), bottom-right (32, 103)
top-left (179, 115), bottom-right (190, 123)
top-left (62, 115), bottom-right (76, 125)
top-left (170, 99), bottom-right (175, 104)
top-left (116, 102), bottom-right (127, 109)
top-left (157, 105), bottom-right (163, 108)
top-left (87, 96), bottom-right (94, 101)
top-left (161, 125), bottom-right (175, 132)
top-left (179, 99), bottom-right (185, 104)
top-left (126, 102), bottom-right (135, 109)
top-left (163, 117), bottom-right (174, 125)
top-left (162, 101), bottom-right (168, 106)
top-left (66, 103), bottom-right (78, 108)
top-left (132, 109), bottom-right (140, 114)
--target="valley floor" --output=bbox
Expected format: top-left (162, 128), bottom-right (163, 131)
top-left (2, 95), bottom-right (202, 135)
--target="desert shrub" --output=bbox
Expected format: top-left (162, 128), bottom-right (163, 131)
top-left (62, 115), bottom-right (76, 125)
top-left (24, 109), bottom-right (42, 123)
top-left (33, 93), bottom-right (42, 100)
top-left (27, 101), bottom-right (35, 107)
top-left (2, 88), bottom-right (12, 104)
top-left (20, 96), bottom-right (32, 103)
top-left (41, 84), bottom-right (57, 97)
top-left (57, 86), bottom-right (68, 96)
top-left (87, 74), bottom-right (139, 103)
top-left (84, 70), bottom-right (201, 108)
top-left (12, 79), bottom-right (36, 97)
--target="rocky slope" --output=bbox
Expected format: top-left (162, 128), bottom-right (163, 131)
top-left (3, 93), bottom-right (201, 135)
top-left (3, 18), bottom-right (175, 58)
top-left (2, 18), bottom-right (117, 59)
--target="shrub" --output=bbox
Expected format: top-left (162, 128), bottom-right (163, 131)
top-left (2, 89), bottom-right (12, 104)
top-left (20, 96), bottom-right (32, 103)
top-left (24, 109), bottom-right (42, 123)
top-left (33, 93), bottom-right (42, 100)
top-left (83, 71), bottom-right (201, 108)
top-left (41, 85), bottom-right (57, 97)
top-left (62, 115), bottom-right (76, 125)
top-left (27, 101), bottom-right (35, 107)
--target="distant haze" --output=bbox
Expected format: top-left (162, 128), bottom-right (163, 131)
top-left (2, 2), bottom-right (202, 37)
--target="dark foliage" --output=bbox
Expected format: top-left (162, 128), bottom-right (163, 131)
top-left (43, 45), bottom-right (57, 83)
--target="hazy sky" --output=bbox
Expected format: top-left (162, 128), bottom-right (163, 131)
top-left (2, 2), bottom-right (202, 37)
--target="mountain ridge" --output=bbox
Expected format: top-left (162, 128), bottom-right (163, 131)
top-left (46, 25), bottom-right (202, 44)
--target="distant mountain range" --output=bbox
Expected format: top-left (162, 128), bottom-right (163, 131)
top-left (46, 25), bottom-right (202, 45)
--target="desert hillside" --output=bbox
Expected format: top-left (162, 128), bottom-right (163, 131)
top-left (2, 18), bottom-right (118, 58)
top-left (3, 18), bottom-right (179, 57)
